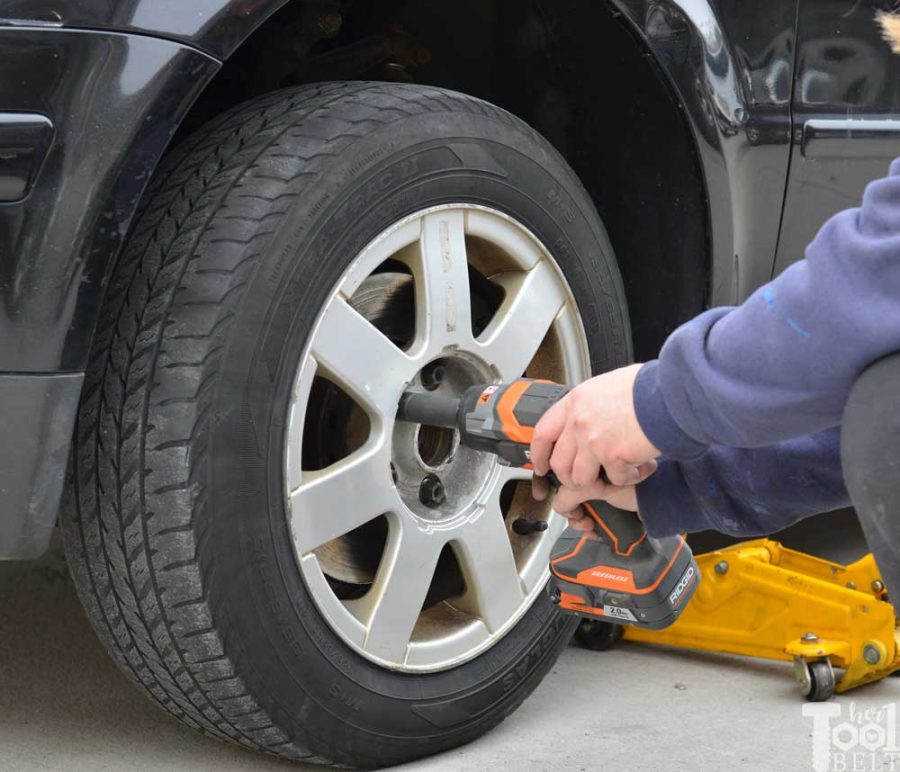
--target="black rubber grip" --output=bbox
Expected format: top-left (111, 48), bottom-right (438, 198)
top-left (583, 503), bottom-right (645, 555)
top-left (396, 391), bottom-right (459, 428)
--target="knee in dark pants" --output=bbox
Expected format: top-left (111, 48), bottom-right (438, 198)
top-left (842, 352), bottom-right (900, 609)
top-left (842, 353), bottom-right (900, 491)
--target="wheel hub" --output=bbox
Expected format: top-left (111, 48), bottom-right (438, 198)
top-left (391, 355), bottom-right (495, 525)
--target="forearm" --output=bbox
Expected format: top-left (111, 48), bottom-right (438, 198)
top-left (636, 428), bottom-right (849, 538)
top-left (634, 158), bottom-right (900, 459)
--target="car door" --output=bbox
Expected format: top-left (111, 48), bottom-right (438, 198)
top-left (775, 1), bottom-right (900, 275)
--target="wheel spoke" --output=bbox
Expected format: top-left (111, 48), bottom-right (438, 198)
top-left (311, 294), bottom-right (416, 417)
top-left (496, 464), bottom-right (535, 487)
top-left (354, 523), bottom-right (442, 663)
top-left (475, 261), bottom-right (566, 382)
top-left (289, 444), bottom-right (395, 553)
top-left (412, 210), bottom-right (474, 353)
top-left (453, 501), bottom-right (526, 633)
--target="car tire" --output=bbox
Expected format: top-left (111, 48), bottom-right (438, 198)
top-left (62, 82), bottom-right (631, 767)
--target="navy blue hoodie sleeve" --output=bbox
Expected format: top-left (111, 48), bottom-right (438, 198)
top-left (634, 158), bottom-right (900, 459)
top-left (635, 429), bottom-right (849, 538)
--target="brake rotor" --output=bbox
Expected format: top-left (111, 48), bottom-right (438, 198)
top-left (305, 272), bottom-right (413, 587)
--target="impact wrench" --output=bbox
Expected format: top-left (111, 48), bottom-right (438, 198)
top-left (397, 379), bottom-right (699, 629)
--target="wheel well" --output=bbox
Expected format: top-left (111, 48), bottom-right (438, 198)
top-left (176, 0), bottom-right (709, 360)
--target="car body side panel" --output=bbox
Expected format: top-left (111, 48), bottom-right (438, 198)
top-left (0, 373), bottom-right (82, 559)
top-left (0, 29), bottom-right (218, 373)
top-left (0, 27), bottom-right (218, 558)
top-left (610, 0), bottom-right (797, 305)
top-left (774, 1), bottom-right (900, 276)
top-left (0, 0), bottom-right (291, 59)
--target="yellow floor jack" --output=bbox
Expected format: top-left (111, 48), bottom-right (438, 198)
top-left (575, 539), bottom-right (900, 701)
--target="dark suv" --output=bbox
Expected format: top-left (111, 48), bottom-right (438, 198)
top-left (1, 0), bottom-right (898, 766)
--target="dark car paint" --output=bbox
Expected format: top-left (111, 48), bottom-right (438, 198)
top-left (0, 0), bottom-right (897, 558)
top-left (0, 31), bottom-right (217, 374)
top-left (0, 0), bottom-right (292, 59)
top-left (776, 0), bottom-right (900, 275)
top-left (0, 373), bottom-right (81, 558)
top-left (611, 0), bottom-right (797, 304)
top-left (0, 113), bottom-right (53, 201)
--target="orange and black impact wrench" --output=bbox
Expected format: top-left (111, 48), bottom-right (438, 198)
top-left (397, 379), bottom-right (699, 630)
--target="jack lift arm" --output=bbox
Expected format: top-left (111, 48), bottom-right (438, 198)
top-left (594, 539), bottom-right (900, 701)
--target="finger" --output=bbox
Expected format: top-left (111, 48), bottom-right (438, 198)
top-left (562, 514), bottom-right (588, 532)
top-left (556, 505), bottom-right (588, 526)
top-left (605, 460), bottom-right (649, 487)
top-left (567, 510), bottom-right (591, 528)
top-left (570, 442), bottom-right (601, 489)
top-left (549, 430), bottom-right (578, 488)
top-left (551, 479), bottom-right (609, 514)
top-left (605, 485), bottom-right (640, 513)
top-left (634, 460), bottom-right (658, 483)
top-left (568, 514), bottom-right (599, 538)
top-left (531, 474), bottom-right (550, 502)
top-left (530, 399), bottom-right (567, 476)
top-left (570, 517), bottom-right (595, 533)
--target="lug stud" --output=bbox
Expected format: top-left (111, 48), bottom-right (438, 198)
top-left (420, 362), bottom-right (446, 391)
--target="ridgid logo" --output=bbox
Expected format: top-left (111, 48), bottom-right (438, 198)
top-left (804, 702), bottom-right (900, 771)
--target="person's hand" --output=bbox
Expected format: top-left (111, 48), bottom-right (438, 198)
top-left (530, 364), bottom-right (660, 487)
top-left (532, 460), bottom-right (655, 538)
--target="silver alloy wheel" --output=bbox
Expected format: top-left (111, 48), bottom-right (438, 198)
top-left (285, 204), bottom-right (590, 672)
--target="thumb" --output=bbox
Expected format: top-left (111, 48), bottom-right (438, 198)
top-left (633, 459), bottom-right (658, 484)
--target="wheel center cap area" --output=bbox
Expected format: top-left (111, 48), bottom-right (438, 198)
top-left (391, 355), bottom-right (495, 524)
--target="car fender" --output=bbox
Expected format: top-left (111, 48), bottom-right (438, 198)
top-left (0, 0), bottom-right (293, 59)
top-left (609, 0), bottom-right (796, 304)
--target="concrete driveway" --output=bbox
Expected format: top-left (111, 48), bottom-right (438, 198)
top-left (2, 511), bottom-right (897, 772)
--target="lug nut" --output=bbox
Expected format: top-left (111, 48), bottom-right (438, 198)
top-left (873, 579), bottom-right (885, 593)
top-left (420, 362), bottom-right (446, 391)
top-left (419, 474), bottom-right (446, 508)
top-left (801, 632), bottom-right (819, 644)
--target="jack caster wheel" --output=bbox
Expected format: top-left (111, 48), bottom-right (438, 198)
top-left (796, 658), bottom-right (836, 701)
top-left (574, 619), bottom-right (624, 651)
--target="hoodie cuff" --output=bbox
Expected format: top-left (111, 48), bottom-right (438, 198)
top-left (636, 459), bottom-right (719, 538)
top-left (633, 361), bottom-right (708, 461)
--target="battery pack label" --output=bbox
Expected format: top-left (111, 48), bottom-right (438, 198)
top-left (603, 605), bottom-right (636, 622)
